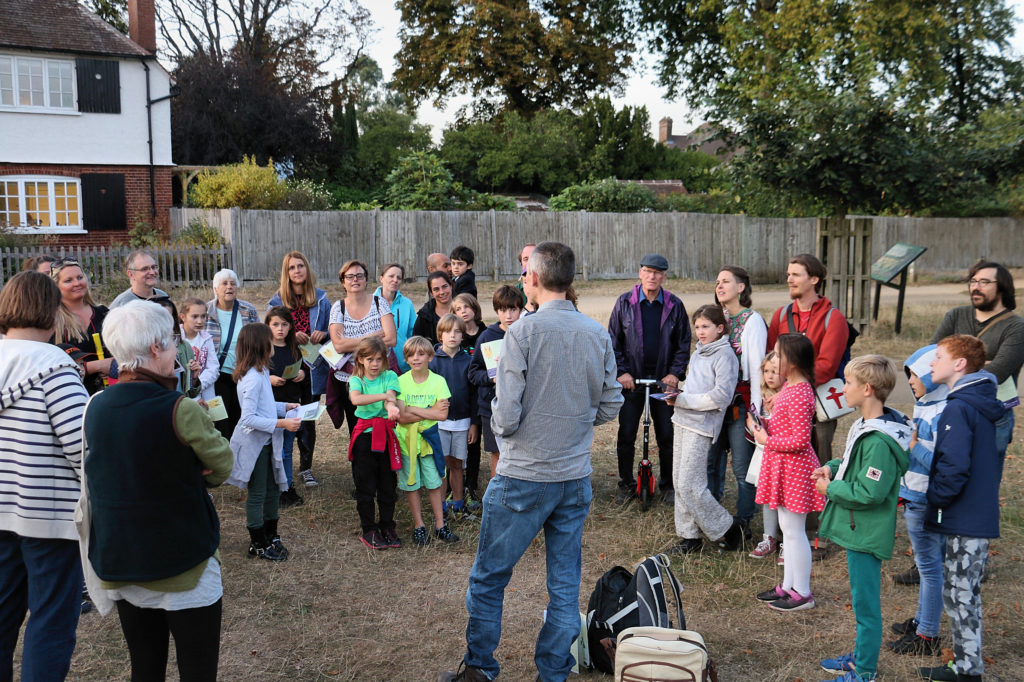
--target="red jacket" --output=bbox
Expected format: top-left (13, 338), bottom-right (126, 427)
top-left (766, 296), bottom-right (849, 385)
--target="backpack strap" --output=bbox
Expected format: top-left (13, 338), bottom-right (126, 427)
top-left (654, 553), bottom-right (686, 630)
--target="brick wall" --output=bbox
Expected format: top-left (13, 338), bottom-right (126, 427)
top-left (0, 163), bottom-right (173, 246)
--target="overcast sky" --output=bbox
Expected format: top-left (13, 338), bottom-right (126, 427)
top-left (365, 1), bottom-right (1024, 141)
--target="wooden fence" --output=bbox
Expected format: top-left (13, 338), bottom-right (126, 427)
top-left (169, 208), bottom-right (1024, 284)
top-left (0, 244), bottom-right (231, 288)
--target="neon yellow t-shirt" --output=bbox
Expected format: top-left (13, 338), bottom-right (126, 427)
top-left (396, 370), bottom-right (450, 441)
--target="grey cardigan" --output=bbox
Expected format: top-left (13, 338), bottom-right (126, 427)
top-left (227, 368), bottom-right (287, 490)
top-left (671, 336), bottom-right (738, 442)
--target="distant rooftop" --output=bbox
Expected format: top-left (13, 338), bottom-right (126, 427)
top-left (0, 0), bottom-right (150, 58)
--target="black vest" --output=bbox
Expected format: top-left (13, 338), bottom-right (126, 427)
top-left (85, 382), bottom-right (219, 582)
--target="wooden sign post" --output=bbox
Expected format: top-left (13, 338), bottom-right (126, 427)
top-left (871, 243), bottom-right (927, 334)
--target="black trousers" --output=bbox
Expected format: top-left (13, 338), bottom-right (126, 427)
top-left (464, 420), bottom-right (482, 494)
top-left (116, 598), bottom-right (222, 682)
top-left (297, 393), bottom-right (320, 472)
top-left (213, 373), bottom-right (240, 441)
top-left (351, 431), bottom-right (397, 533)
top-left (615, 387), bottom-right (675, 488)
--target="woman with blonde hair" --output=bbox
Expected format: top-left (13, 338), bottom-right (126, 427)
top-left (267, 251), bottom-right (332, 489)
top-left (50, 257), bottom-right (114, 394)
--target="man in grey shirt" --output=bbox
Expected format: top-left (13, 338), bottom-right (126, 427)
top-left (109, 250), bottom-right (167, 308)
top-left (439, 242), bottom-right (623, 682)
top-left (932, 261), bottom-right (1023, 462)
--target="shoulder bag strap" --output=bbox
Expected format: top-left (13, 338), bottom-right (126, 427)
top-left (217, 300), bottom-right (239, 365)
top-left (977, 309), bottom-right (1012, 339)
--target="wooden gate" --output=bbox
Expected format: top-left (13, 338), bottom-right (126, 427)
top-left (817, 217), bottom-right (872, 332)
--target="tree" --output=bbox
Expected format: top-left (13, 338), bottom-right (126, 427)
top-left (393, 0), bottom-right (634, 114)
top-left (354, 106), bottom-right (433, 190)
top-left (82, 0), bottom-right (128, 33)
top-left (383, 152), bottom-right (459, 210)
top-left (171, 52), bottom-right (324, 167)
top-left (637, 0), bottom-right (1023, 127)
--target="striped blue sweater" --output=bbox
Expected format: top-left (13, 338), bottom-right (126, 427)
top-left (900, 345), bottom-right (949, 504)
top-left (0, 339), bottom-right (89, 541)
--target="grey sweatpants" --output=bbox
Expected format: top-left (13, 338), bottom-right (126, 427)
top-left (672, 425), bottom-right (733, 540)
top-left (944, 535), bottom-right (990, 677)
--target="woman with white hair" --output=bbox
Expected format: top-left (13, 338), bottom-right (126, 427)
top-left (205, 269), bottom-right (260, 438)
top-left (81, 300), bottom-right (233, 682)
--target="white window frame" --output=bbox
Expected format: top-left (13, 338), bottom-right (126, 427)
top-left (0, 176), bottom-right (85, 234)
top-left (0, 54), bottom-right (78, 114)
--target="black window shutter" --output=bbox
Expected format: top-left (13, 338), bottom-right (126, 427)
top-left (75, 58), bottom-right (121, 113)
top-left (81, 174), bottom-right (126, 231)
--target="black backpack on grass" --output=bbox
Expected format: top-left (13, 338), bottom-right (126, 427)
top-left (585, 554), bottom-right (685, 674)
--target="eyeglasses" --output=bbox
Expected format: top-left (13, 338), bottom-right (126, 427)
top-left (131, 265), bottom-right (159, 273)
top-left (49, 257), bottom-right (80, 272)
top-left (343, 273), bottom-right (366, 281)
top-left (968, 279), bottom-right (995, 287)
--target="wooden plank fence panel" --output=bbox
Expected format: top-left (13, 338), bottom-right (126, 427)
top-left (164, 209), bottom-right (1024, 287)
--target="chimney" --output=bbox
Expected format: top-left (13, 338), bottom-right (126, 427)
top-left (128, 0), bottom-right (157, 54)
top-left (658, 117), bottom-right (673, 144)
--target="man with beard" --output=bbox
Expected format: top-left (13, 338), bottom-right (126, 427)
top-left (766, 254), bottom-right (850, 464)
top-left (932, 261), bottom-right (1023, 464)
top-left (426, 252), bottom-right (453, 278)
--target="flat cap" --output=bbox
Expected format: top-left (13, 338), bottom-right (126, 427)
top-left (640, 254), bottom-right (669, 271)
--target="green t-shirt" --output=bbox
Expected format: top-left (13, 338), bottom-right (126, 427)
top-left (396, 371), bottom-right (451, 440)
top-left (349, 371), bottom-right (401, 433)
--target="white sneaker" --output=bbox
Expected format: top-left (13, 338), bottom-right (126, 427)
top-left (300, 469), bottom-right (319, 487)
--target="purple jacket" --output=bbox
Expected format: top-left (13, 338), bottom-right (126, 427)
top-left (607, 284), bottom-right (691, 380)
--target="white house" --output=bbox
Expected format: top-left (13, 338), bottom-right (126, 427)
top-left (0, 0), bottom-right (174, 244)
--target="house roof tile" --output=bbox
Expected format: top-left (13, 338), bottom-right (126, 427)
top-left (0, 0), bottom-right (150, 58)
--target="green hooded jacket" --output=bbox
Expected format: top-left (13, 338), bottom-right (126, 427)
top-left (819, 408), bottom-right (911, 561)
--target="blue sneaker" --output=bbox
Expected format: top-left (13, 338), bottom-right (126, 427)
top-left (820, 652), bottom-right (856, 674)
top-left (820, 670), bottom-right (874, 682)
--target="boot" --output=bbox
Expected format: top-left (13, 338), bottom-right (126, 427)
top-left (248, 526), bottom-right (286, 561)
top-left (264, 519), bottom-right (289, 559)
top-left (717, 518), bottom-right (745, 551)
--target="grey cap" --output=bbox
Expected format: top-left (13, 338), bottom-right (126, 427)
top-left (640, 253), bottom-right (669, 271)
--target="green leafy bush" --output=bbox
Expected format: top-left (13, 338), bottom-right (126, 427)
top-left (174, 218), bottom-right (225, 247)
top-left (458, 191), bottom-right (517, 211)
top-left (548, 178), bottom-right (655, 212)
top-left (384, 152), bottom-right (459, 210)
top-left (190, 156), bottom-right (287, 209)
top-left (277, 179), bottom-right (334, 210)
top-left (654, 190), bottom-right (742, 214)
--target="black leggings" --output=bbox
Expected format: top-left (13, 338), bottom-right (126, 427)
top-left (213, 373), bottom-right (240, 441)
top-left (116, 598), bottom-right (222, 682)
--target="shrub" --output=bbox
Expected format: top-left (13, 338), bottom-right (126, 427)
top-left (548, 178), bottom-right (656, 212)
top-left (174, 218), bottom-right (224, 247)
top-left (277, 179), bottom-right (334, 210)
top-left (654, 190), bottom-right (742, 214)
top-left (383, 152), bottom-right (459, 210)
top-left (458, 191), bottom-right (517, 211)
top-left (190, 156), bottom-right (287, 209)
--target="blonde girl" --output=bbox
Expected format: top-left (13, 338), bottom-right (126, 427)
top-left (747, 351), bottom-right (784, 559)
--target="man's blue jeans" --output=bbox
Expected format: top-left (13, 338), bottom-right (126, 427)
top-left (995, 409), bottom-right (1014, 472)
top-left (706, 403), bottom-right (756, 524)
top-left (903, 501), bottom-right (944, 638)
top-left (464, 475), bottom-right (592, 681)
top-left (0, 532), bottom-right (82, 682)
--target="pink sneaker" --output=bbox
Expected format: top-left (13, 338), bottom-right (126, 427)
top-left (768, 589), bottom-right (816, 612)
top-left (749, 535), bottom-right (778, 559)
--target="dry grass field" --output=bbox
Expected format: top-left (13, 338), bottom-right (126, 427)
top-left (38, 276), bottom-right (1024, 680)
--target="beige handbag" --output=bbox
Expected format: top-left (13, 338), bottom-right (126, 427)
top-left (614, 626), bottom-right (717, 682)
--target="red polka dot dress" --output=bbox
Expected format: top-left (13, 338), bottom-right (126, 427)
top-left (754, 381), bottom-right (825, 514)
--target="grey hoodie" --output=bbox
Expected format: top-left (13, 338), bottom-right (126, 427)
top-left (0, 339), bottom-right (89, 540)
top-left (671, 336), bottom-right (738, 442)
